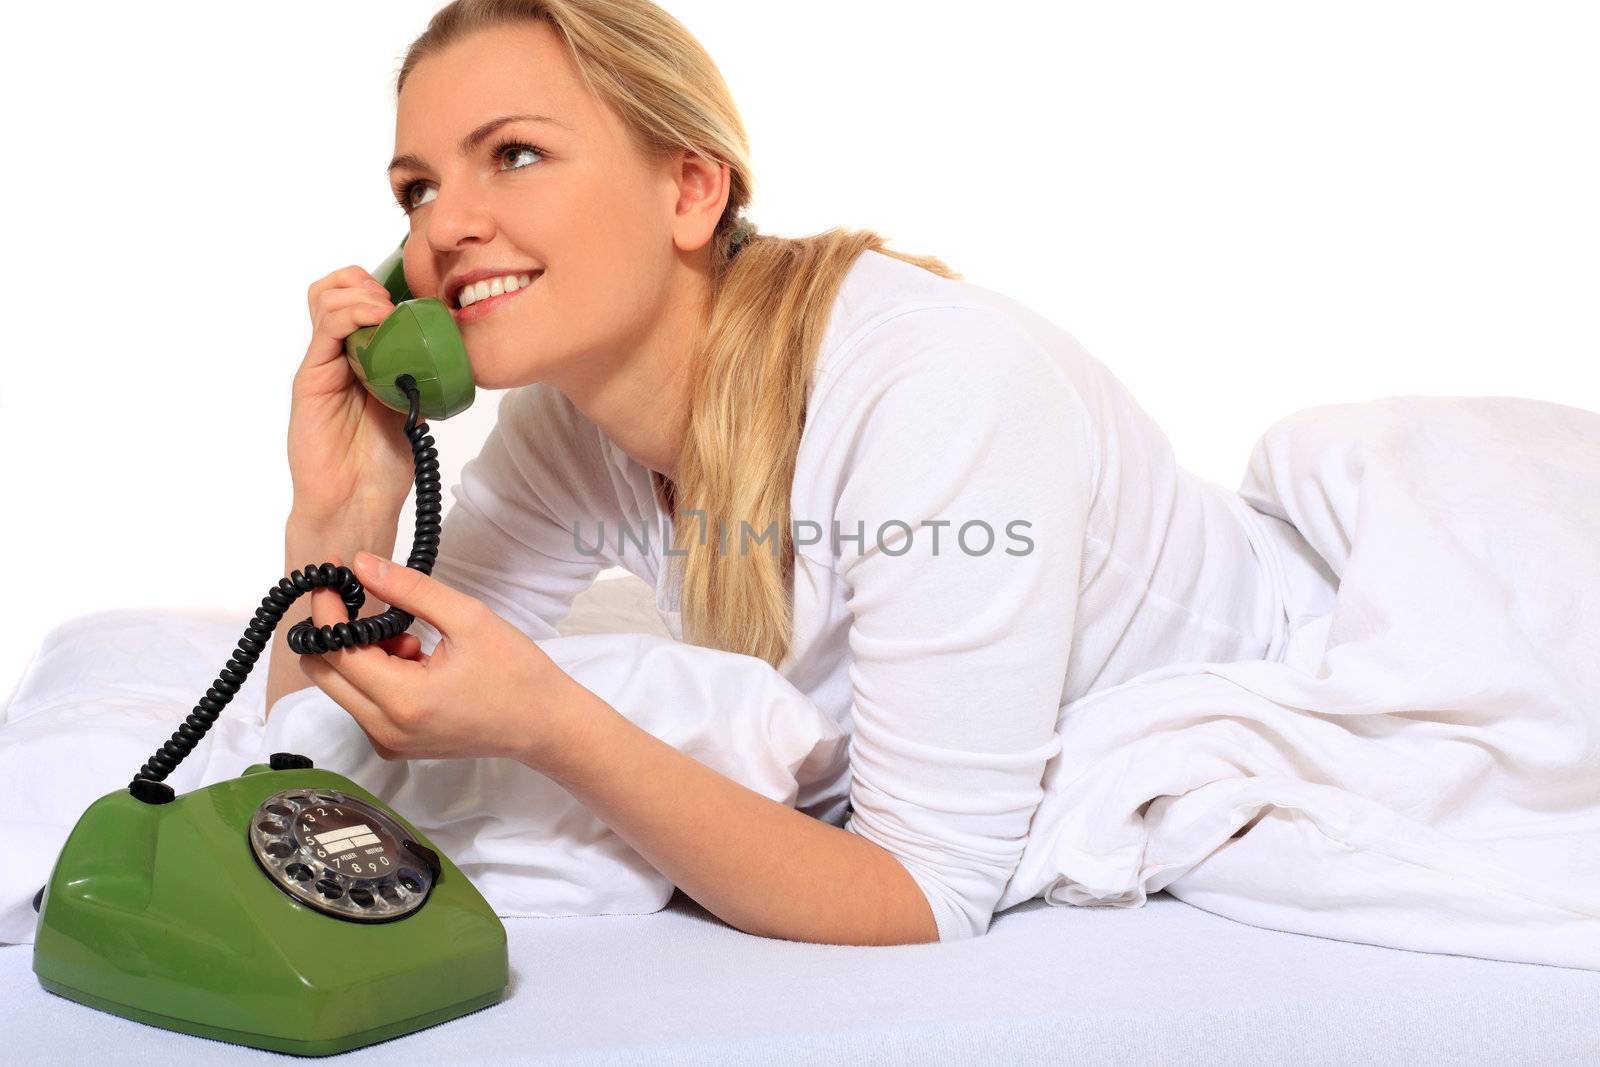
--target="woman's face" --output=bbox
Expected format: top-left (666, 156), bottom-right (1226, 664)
top-left (389, 22), bottom-right (721, 392)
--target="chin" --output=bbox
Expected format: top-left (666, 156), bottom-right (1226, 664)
top-left (460, 347), bottom-right (535, 393)
top-left (464, 359), bottom-right (508, 392)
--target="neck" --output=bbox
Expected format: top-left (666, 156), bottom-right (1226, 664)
top-left (553, 264), bottom-right (710, 483)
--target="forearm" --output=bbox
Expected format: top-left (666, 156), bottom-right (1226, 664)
top-left (264, 509), bottom-right (400, 722)
top-left (532, 683), bottom-right (940, 947)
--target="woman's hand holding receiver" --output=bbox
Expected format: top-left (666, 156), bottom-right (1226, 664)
top-left (290, 265), bottom-right (416, 529)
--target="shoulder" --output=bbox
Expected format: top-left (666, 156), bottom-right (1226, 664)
top-left (804, 254), bottom-right (1096, 459)
top-left (793, 258), bottom-right (1099, 567)
top-left (811, 251), bottom-right (1093, 417)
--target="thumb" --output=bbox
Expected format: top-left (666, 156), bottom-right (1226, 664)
top-left (353, 551), bottom-right (478, 635)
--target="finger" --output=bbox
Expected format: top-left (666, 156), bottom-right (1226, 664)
top-left (312, 287), bottom-right (393, 331)
top-left (299, 557), bottom-right (427, 677)
top-left (307, 297), bottom-right (394, 353)
top-left (300, 655), bottom-right (403, 759)
top-left (289, 556), bottom-right (418, 742)
top-left (314, 632), bottom-right (429, 715)
top-left (352, 553), bottom-right (484, 640)
top-left (299, 650), bottom-right (373, 713)
top-left (376, 632), bottom-right (424, 660)
top-left (306, 265), bottom-right (382, 319)
top-left (302, 575), bottom-right (429, 703)
top-left (297, 293), bottom-right (394, 381)
top-left (301, 558), bottom-right (394, 675)
top-left (314, 284), bottom-right (390, 312)
top-left (369, 737), bottom-right (403, 762)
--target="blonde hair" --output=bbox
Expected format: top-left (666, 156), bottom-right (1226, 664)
top-left (400, 0), bottom-right (959, 668)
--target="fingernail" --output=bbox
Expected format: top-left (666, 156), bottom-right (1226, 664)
top-left (355, 552), bottom-right (389, 579)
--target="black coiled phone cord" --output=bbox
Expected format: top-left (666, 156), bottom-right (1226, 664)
top-left (128, 374), bottom-right (442, 795)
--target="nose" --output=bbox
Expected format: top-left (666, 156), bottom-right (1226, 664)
top-left (423, 180), bottom-right (497, 253)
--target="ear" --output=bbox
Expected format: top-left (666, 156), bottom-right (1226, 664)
top-left (664, 148), bottom-right (732, 255)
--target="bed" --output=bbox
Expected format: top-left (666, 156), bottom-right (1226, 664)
top-left (4, 573), bottom-right (1598, 1063)
top-left (4, 886), bottom-right (1598, 1063)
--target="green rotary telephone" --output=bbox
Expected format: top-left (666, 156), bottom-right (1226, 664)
top-left (31, 239), bottom-right (505, 1056)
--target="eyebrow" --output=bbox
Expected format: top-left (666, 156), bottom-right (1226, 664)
top-left (387, 113), bottom-right (571, 174)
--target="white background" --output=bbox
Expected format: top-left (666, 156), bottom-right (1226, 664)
top-left (3, 1), bottom-right (1596, 697)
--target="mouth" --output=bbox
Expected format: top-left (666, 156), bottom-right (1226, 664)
top-left (451, 270), bottom-right (543, 325)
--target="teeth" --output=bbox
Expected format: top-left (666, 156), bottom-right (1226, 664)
top-left (457, 272), bottom-right (537, 309)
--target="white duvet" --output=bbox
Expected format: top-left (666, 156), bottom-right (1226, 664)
top-left (1001, 396), bottom-right (1600, 970)
top-left (3, 396), bottom-right (1597, 969)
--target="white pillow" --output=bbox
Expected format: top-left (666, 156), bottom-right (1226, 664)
top-left (555, 572), bottom-right (674, 638)
top-left (0, 599), bottom-right (847, 945)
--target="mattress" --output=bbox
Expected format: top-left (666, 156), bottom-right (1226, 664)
top-left (4, 889), bottom-right (1597, 1064)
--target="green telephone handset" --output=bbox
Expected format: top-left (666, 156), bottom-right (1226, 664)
top-left (344, 236), bottom-right (476, 422)
top-left (31, 239), bottom-right (506, 1055)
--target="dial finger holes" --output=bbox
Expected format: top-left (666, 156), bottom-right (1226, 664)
top-left (251, 789), bottom-right (427, 922)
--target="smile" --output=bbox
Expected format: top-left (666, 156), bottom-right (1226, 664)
top-left (452, 271), bottom-right (542, 325)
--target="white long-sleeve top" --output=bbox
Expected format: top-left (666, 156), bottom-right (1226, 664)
top-left (411, 249), bottom-right (1308, 942)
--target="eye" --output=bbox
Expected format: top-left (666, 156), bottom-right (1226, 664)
top-left (405, 183), bottom-right (436, 211)
top-left (391, 139), bottom-right (548, 215)
top-left (496, 140), bottom-right (546, 172)
top-left (392, 177), bottom-right (435, 214)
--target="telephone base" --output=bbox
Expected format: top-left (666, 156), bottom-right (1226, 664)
top-left (32, 763), bottom-right (509, 1056)
top-left (38, 975), bottom-right (504, 1057)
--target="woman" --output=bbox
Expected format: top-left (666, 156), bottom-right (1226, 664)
top-left (266, 0), bottom-right (1335, 946)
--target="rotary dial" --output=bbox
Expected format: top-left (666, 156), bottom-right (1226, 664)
top-left (248, 788), bottom-right (437, 922)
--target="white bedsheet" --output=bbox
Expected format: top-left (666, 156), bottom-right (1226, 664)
top-left (3, 395), bottom-right (1597, 972)
top-left (6, 890), bottom-right (1599, 1065)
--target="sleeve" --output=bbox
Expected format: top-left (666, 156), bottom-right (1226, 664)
top-left (409, 384), bottom-right (610, 654)
top-left (824, 307), bottom-right (1092, 942)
